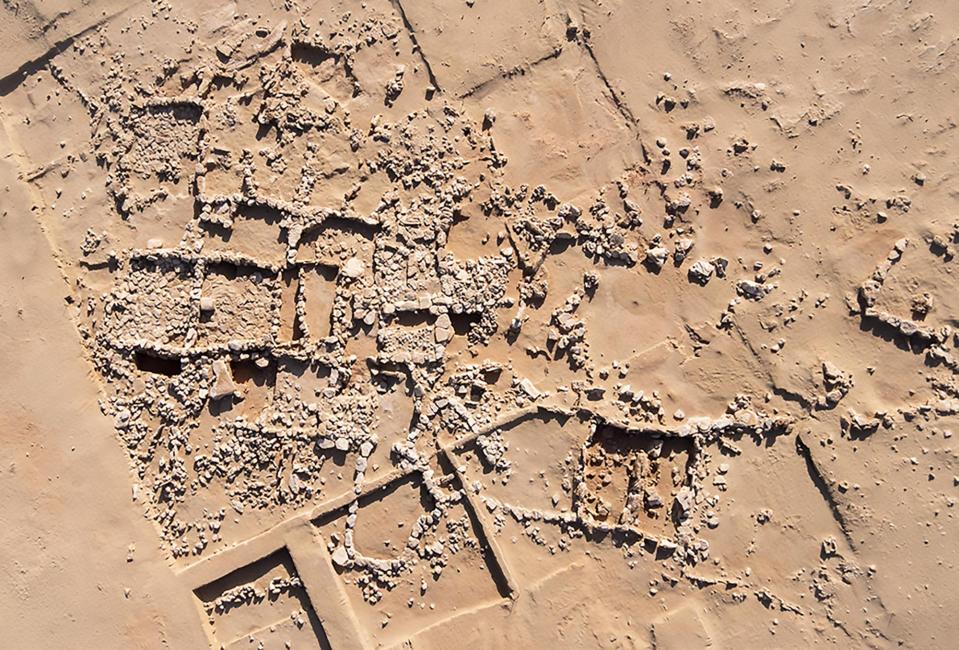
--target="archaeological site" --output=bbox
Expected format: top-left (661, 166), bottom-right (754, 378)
top-left (1, 0), bottom-right (958, 647)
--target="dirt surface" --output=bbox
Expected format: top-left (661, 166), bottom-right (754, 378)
top-left (1, 0), bottom-right (958, 648)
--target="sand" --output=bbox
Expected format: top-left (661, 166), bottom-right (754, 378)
top-left (1, 0), bottom-right (958, 647)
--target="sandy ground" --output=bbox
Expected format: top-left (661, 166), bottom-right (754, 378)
top-left (0, 126), bottom-right (207, 647)
top-left (1, 0), bottom-right (958, 648)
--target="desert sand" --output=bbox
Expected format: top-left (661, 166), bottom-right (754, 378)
top-left (1, 0), bottom-right (958, 647)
